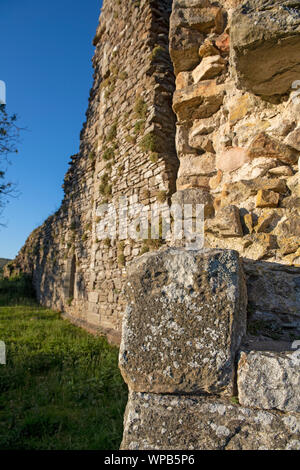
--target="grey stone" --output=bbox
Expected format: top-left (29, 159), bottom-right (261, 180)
top-left (231, 0), bottom-right (300, 96)
top-left (119, 248), bottom-right (247, 396)
top-left (205, 205), bottom-right (243, 238)
top-left (238, 350), bottom-right (300, 413)
top-left (121, 392), bottom-right (300, 450)
top-left (244, 260), bottom-right (300, 327)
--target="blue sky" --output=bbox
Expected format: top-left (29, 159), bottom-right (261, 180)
top-left (0, 0), bottom-right (102, 258)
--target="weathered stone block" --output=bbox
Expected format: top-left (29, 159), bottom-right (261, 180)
top-left (216, 147), bottom-right (249, 172)
top-left (169, 25), bottom-right (203, 75)
top-left (238, 351), bottom-right (300, 413)
top-left (285, 127), bottom-right (300, 152)
top-left (121, 392), bottom-right (300, 450)
top-left (192, 55), bottom-right (226, 82)
top-left (205, 205), bottom-right (243, 238)
top-left (256, 189), bottom-right (280, 208)
top-left (119, 248), bottom-right (247, 395)
top-left (171, 188), bottom-right (214, 218)
top-left (244, 260), bottom-right (300, 326)
top-left (231, 0), bottom-right (300, 96)
top-left (173, 80), bottom-right (225, 121)
top-left (247, 133), bottom-right (298, 164)
top-left (178, 153), bottom-right (216, 177)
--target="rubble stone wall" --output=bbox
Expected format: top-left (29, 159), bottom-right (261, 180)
top-left (169, 0), bottom-right (300, 339)
top-left (5, 0), bottom-right (178, 343)
top-left (120, 248), bottom-right (300, 450)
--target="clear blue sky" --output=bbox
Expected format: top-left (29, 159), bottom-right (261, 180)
top-left (0, 0), bottom-right (102, 259)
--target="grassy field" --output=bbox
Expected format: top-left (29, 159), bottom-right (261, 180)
top-left (0, 275), bottom-right (128, 450)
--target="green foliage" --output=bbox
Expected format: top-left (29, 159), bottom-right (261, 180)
top-left (134, 96), bottom-right (148, 120)
top-left (99, 173), bottom-right (112, 197)
top-left (104, 238), bottom-right (111, 248)
top-left (149, 152), bottom-right (159, 163)
top-left (102, 147), bottom-right (115, 161)
top-left (0, 274), bottom-right (36, 306)
top-left (117, 254), bottom-right (125, 267)
top-left (125, 135), bottom-right (136, 145)
top-left (0, 301), bottom-right (127, 449)
top-left (150, 45), bottom-right (165, 60)
top-left (106, 122), bottom-right (118, 142)
top-left (231, 396), bottom-right (239, 405)
top-left (139, 133), bottom-right (157, 153)
top-left (119, 71), bottom-right (128, 81)
top-left (157, 190), bottom-right (167, 203)
top-left (140, 244), bottom-right (149, 255)
top-left (117, 165), bottom-right (124, 176)
top-left (134, 120), bottom-right (146, 135)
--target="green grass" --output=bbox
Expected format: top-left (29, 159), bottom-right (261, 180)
top-left (0, 276), bottom-right (128, 450)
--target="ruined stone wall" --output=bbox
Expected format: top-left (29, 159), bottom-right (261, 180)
top-left (120, 248), bottom-right (300, 450)
top-left (5, 0), bottom-right (178, 343)
top-left (169, 0), bottom-right (300, 338)
top-left (118, 0), bottom-right (300, 450)
top-left (4, 0), bottom-right (300, 450)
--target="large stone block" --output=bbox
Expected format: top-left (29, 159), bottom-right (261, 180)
top-left (231, 0), bottom-right (300, 96)
top-left (121, 392), bottom-right (300, 450)
top-left (244, 260), bottom-right (300, 326)
top-left (238, 351), bottom-right (300, 413)
top-left (119, 248), bottom-right (247, 395)
top-left (173, 80), bottom-right (225, 121)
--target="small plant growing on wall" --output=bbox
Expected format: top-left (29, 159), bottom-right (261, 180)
top-left (150, 44), bottom-right (165, 61)
top-left (125, 135), bottom-right (136, 145)
top-left (134, 95), bottom-right (148, 120)
top-left (106, 121), bottom-right (118, 142)
top-left (134, 119), bottom-right (146, 135)
top-left (157, 190), bottom-right (167, 203)
top-left (139, 132), bottom-right (157, 153)
top-left (117, 241), bottom-right (125, 267)
top-left (102, 146), bottom-right (115, 161)
top-left (149, 152), bottom-right (159, 163)
top-left (118, 253), bottom-right (125, 267)
top-left (104, 238), bottom-right (111, 248)
top-left (99, 173), bottom-right (112, 197)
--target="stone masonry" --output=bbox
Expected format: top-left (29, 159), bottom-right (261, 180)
top-left (4, 0), bottom-right (300, 450)
top-left (5, 0), bottom-right (178, 343)
top-left (120, 248), bottom-right (300, 450)
top-left (6, 0), bottom-right (300, 342)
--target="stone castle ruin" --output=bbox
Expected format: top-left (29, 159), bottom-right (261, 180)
top-left (6, 0), bottom-right (300, 449)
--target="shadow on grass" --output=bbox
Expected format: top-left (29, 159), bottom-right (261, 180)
top-left (0, 274), bottom-right (36, 306)
top-left (0, 275), bottom-right (128, 450)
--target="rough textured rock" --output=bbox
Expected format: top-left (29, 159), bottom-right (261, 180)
top-left (192, 55), bottom-right (226, 82)
top-left (238, 351), bottom-right (300, 413)
top-left (173, 80), bottom-right (225, 121)
top-left (231, 0), bottom-right (300, 96)
top-left (244, 260), bottom-right (300, 333)
top-left (247, 133), bottom-right (298, 165)
top-left (205, 205), bottom-right (243, 237)
top-left (119, 248), bottom-right (247, 396)
top-left (121, 392), bottom-right (300, 450)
